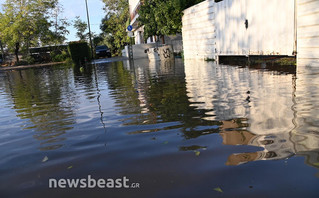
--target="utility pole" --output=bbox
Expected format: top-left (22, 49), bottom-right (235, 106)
top-left (293, 0), bottom-right (297, 56)
top-left (85, 0), bottom-right (94, 60)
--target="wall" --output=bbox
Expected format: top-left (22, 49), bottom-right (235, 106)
top-left (164, 34), bottom-right (183, 53)
top-left (182, 0), bottom-right (295, 59)
top-left (122, 43), bottom-right (158, 59)
top-left (297, 0), bottom-right (319, 66)
top-left (182, 0), bottom-right (216, 59)
top-left (215, 0), bottom-right (295, 56)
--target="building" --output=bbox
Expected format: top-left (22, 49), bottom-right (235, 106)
top-left (129, 0), bottom-right (143, 44)
top-left (182, 0), bottom-right (319, 67)
top-left (129, 0), bottom-right (156, 44)
top-left (182, 0), bottom-right (297, 60)
top-left (126, 0), bottom-right (183, 58)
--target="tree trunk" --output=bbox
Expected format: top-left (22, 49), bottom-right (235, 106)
top-left (161, 35), bottom-right (165, 44)
top-left (0, 40), bottom-right (5, 62)
top-left (15, 42), bottom-right (20, 64)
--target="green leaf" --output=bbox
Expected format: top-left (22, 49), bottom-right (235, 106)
top-left (194, 151), bottom-right (201, 156)
top-left (163, 141), bottom-right (168, 145)
top-left (67, 166), bottom-right (73, 169)
top-left (214, 187), bottom-right (223, 193)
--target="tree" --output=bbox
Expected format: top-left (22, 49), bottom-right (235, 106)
top-left (0, 0), bottom-right (59, 63)
top-left (0, 12), bottom-right (6, 62)
top-left (73, 16), bottom-right (88, 41)
top-left (138, 0), bottom-right (204, 39)
top-left (45, 4), bottom-right (70, 46)
top-left (92, 33), bottom-right (104, 48)
top-left (100, 0), bottom-right (130, 56)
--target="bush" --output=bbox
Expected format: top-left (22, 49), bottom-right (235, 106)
top-left (51, 50), bottom-right (70, 62)
top-left (68, 41), bottom-right (92, 65)
top-left (18, 55), bottom-right (35, 65)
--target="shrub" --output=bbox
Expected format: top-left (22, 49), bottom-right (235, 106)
top-left (68, 41), bottom-right (92, 65)
top-left (51, 50), bottom-right (70, 62)
top-left (18, 55), bottom-right (35, 65)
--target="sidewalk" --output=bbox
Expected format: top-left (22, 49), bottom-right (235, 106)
top-left (0, 56), bottom-right (130, 71)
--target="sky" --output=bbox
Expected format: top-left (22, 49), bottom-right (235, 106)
top-left (0, 0), bottom-right (106, 42)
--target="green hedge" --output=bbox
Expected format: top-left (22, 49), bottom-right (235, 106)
top-left (68, 41), bottom-right (91, 65)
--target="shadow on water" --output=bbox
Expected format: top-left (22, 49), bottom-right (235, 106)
top-left (218, 55), bottom-right (297, 75)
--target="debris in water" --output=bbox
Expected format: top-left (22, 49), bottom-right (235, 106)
top-left (214, 187), bottom-right (223, 193)
top-left (42, 156), bottom-right (48, 163)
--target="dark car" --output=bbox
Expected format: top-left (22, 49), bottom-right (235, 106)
top-left (95, 45), bottom-right (111, 58)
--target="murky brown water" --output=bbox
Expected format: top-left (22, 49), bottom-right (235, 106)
top-left (0, 58), bottom-right (318, 197)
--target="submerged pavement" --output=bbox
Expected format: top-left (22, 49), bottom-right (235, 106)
top-left (93, 56), bottom-right (129, 64)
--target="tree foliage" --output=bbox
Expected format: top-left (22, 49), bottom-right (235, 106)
top-left (73, 16), bottom-right (88, 41)
top-left (139, 0), bottom-right (204, 39)
top-left (47, 4), bottom-right (70, 46)
top-left (100, 0), bottom-right (130, 56)
top-left (0, 0), bottom-right (68, 63)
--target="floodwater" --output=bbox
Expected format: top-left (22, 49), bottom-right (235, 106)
top-left (0, 58), bottom-right (318, 198)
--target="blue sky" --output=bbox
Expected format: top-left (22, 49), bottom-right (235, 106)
top-left (0, 0), bottom-right (106, 42)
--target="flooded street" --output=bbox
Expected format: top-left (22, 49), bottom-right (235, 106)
top-left (0, 58), bottom-right (319, 197)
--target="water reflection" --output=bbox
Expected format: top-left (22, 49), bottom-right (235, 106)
top-left (0, 58), bottom-right (319, 197)
top-left (102, 58), bottom-right (319, 171)
top-left (2, 67), bottom-right (76, 150)
top-left (105, 59), bottom-right (221, 138)
top-left (220, 124), bottom-right (319, 169)
top-left (184, 59), bottom-right (319, 170)
top-left (73, 65), bottom-right (97, 100)
top-left (294, 66), bottom-right (319, 169)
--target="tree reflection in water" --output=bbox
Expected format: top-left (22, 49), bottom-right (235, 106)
top-left (3, 66), bottom-right (76, 150)
top-left (105, 59), bottom-right (222, 139)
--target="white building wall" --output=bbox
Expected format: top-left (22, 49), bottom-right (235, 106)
top-left (297, 0), bottom-right (319, 66)
top-left (182, 0), bottom-right (216, 60)
top-left (182, 0), bottom-right (295, 59)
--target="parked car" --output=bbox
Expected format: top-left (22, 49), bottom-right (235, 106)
top-left (95, 45), bottom-right (111, 58)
